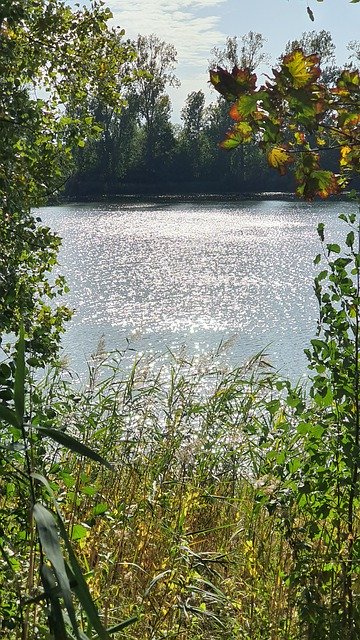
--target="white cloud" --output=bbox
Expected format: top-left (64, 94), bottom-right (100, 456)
top-left (107, 0), bottom-right (226, 118)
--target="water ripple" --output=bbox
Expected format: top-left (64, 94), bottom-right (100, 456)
top-left (38, 199), bottom-right (353, 379)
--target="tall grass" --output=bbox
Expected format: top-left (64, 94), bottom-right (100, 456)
top-left (28, 347), bottom-right (300, 640)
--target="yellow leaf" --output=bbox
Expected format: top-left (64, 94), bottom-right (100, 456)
top-left (267, 147), bottom-right (293, 175)
top-left (340, 146), bottom-right (352, 167)
top-left (283, 49), bottom-right (320, 89)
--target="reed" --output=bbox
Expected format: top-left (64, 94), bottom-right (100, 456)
top-left (31, 348), bottom-right (298, 639)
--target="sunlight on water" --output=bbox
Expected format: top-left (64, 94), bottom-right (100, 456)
top-left (38, 199), bottom-right (354, 380)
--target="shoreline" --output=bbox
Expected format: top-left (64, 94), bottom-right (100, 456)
top-left (49, 190), bottom-right (354, 206)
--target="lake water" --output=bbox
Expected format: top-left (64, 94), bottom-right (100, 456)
top-left (38, 198), bottom-right (355, 381)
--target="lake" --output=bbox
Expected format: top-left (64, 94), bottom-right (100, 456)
top-left (38, 198), bottom-right (354, 381)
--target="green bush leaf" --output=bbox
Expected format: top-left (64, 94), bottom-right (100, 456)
top-left (71, 524), bottom-right (89, 541)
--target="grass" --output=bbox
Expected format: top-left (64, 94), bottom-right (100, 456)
top-left (27, 346), bottom-right (300, 639)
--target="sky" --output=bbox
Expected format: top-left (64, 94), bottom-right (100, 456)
top-left (103, 0), bottom-right (360, 120)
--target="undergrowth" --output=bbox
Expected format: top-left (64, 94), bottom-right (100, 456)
top-left (30, 350), bottom-right (297, 640)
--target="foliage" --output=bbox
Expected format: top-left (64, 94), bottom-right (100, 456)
top-left (210, 48), bottom-right (360, 199)
top-left (0, 327), bottom-right (124, 639)
top-left (2, 348), bottom-right (297, 640)
top-left (209, 32), bottom-right (268, 74)
top-left (0, 0), bottom-right (135, 364)
top-left (0, 1), bottom-right (138, 638)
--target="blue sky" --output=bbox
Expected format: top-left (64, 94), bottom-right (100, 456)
top-left (105, 0), bottom-right (360, 119)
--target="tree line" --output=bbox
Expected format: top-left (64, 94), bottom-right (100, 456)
top-left (66, 30), bottom-right (360, 199)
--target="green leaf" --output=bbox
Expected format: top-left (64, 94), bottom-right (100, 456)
top-left (92, 503), bottom-right (108, 516)
top-left (0, 404), bottom-right (20, 428)
top-left (220, 122), bottom-right (253, 149)
top-left (71, 524), bottom-right (89, 541)
top-left (14, 324), bottom-right (25, 425)
top-left (317, 223), bottom-right (325, 241)
top-left (33, 503), bottom-right (80, 638)
top-left (105, 617), bottom-right (139, 636)
top-left (32, 474), bottom-right (112, 640)
top-left (346, 231), bottom-right (355, 247)
top-left (40, 564), bottom-right (68, 640)
top-left (34, 426), bottom-right (114, 470)
top-left (327, 243), bottom-right (341, 254)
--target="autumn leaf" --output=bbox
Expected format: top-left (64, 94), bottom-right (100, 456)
top-left (232, 67), bottom-right (257, 93)
top-left (282, 49), bottom-right (321, 89)
top-left (337, 112), bottom-right (360, 138)
top-left (210, 66), bottom-right (257, 101)
top-left (294, 131), bottom-right (306, 144)
top-left (299, 170), bottom-right (340, 199)
top-left (267, 146), bottom-right (293, 175)
top-left (340, 145), bottom-right (352, 167)
top-left (307, 5), bottom-right (315, 20)
top-left (229, 94), bottom-right (262, 120)
top-left (220, 122), bottom-right (253, 149)
top-left (332, 69), bottom-right (360, 96)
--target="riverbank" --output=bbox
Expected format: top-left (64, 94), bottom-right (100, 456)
top-left (51, 189), bottom-right (356, 206)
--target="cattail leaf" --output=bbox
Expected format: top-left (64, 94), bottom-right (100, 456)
top-left (40, 564), bottom-right (68, 640)
top-left (32, 474), bottom-right (112, 640)
top-left (34, 426), bottom-right (113, 470)
top-left (33, 503), bottom-right (80, 639)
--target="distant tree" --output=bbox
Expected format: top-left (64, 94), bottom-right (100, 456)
top-left (285, 30), bottom-right (335, 64)
top-left (209, 32), bottom-right (268, 74)
top-left (348, 40), bottom-right (360, 62)
top-left (181, 91), bottom-right (205, 142)
top-left (130, 34), bottom-right (179, 172)
top-left (177, 91), bottom-right (207, 180)
top-left (284, 30), bottom-right (338, 85)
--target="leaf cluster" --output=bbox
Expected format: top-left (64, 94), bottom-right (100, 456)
top-left (210, 48), bottom-right (360, 199)
top-left (0, 0), bottom-right (136, 364)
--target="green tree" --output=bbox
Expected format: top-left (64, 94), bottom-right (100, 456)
top-left (0, 2), bottom-right (138, 638)
top-left (0, 0), bottom-right (135, 364)
top-left (130, 34), bottom-right (179, 175)
top-left (178, 91), bottom-right (207, 180)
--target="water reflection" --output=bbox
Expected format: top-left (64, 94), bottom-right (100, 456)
top-left (38, 199), bottom-right (353, 380)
